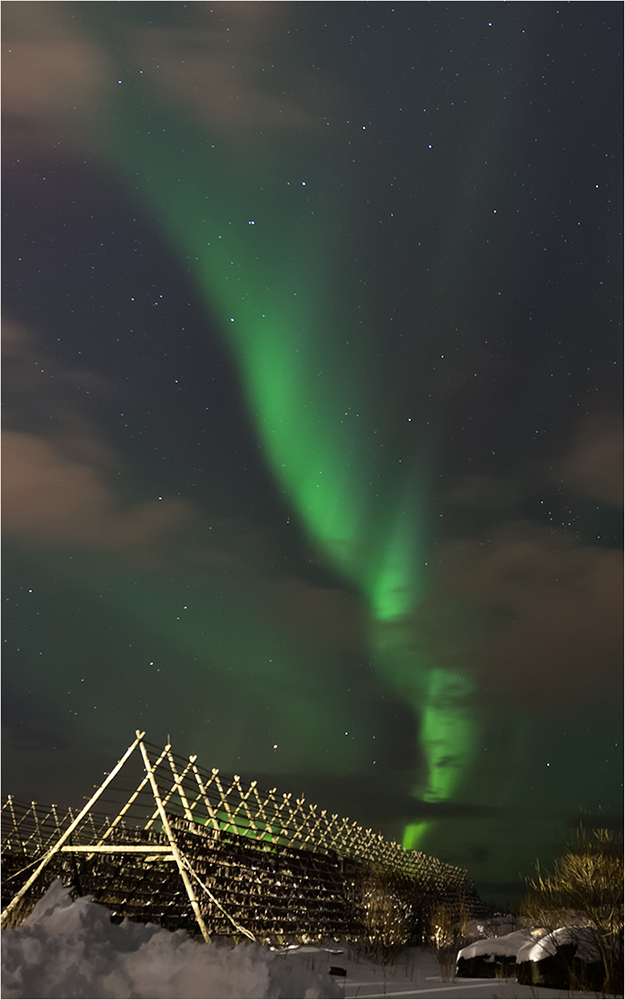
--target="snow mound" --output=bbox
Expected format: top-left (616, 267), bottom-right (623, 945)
top-left (516, 925), bottom-right (601, 964)
top-left (458, 924), bottom-right (602, 966)
top-left (457, 929), bottom-right (534, 963)
top-left (1, 880), bottom-right (342, 999)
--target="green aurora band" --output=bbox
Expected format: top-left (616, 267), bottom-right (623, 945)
top-left (92, 70), bottom-right (477, 849)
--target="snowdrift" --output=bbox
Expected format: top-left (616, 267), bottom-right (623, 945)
top-left (457, 925), bottom-right (604, 990)
top-left (1, 881), bottom-right (342, 999)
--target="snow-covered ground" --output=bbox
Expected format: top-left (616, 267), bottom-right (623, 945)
top-left (0, 882), bottom-right (607, 999)
top-left (320, 943), bottom-right (602, 998)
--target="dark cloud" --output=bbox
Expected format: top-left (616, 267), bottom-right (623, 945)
top-left (268, 577), bottom-right (365, 657)
top-left (252, 771), bottom-right (501, 838)
top-left (566, 813), bottom-right (624, 837)
top-left (425, 412), bottom-right (624, 713)
top-left (447, 474), bottom-right (520, 513)
top-left (2, 322), bottom-right (371, 673)
top-left (417, 520), bottom-right (623, 711)
top-left (1, 685), bottom-right (69, 755)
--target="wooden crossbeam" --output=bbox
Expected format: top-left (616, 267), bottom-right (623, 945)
top-left (60, 845), bottom-right (175, 855)
top-left (170, 758), bottom-right (208, 823)
top-left (207, 772), bottom-right (244, 836)
top-left (190, 762), bottom-right (221, 832)
top-left (5, 796), bottom-right (24, 854)
top-left (144, 748), bottom-right (187, 830)
top-left (247, 783), bottom-right (278, 842)
top-left (231, 776), bottom-right (261, 837)
top-left (165, 750), bottom-right (196, 823)
top-left (137, 734), bottom-right (211, 943)
top-left (0, 731), bottom-right (146, 929)
top-left (99, 743), bottom-right (171, 843)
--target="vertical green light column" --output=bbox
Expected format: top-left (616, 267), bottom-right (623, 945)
top-left (93, 69), bottom-right (478, 845)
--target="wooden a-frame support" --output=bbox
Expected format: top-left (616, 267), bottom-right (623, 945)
top-left (0, 731), bottom-right (211, 941)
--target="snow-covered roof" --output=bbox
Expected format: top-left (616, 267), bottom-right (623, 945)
top-left (516, 926), bottom-right (601, 964)
top-left (457, 930), bottom-right (534, 962)
top-left (458, 925), bottom-right (601, 965)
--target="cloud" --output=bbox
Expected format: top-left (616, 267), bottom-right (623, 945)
top-left (252, 771), bottom-right (499, 834)
top-left (2, 429), bottom-right (193, 553)
top-left (1, 684), bottom-right (69, 755)
top-left (1, 4), bottom-right (110, 158)
top-left (2, 320), bottom-right (195, 557)
top-left (2, 2), bottom-right (332, 160)
top-left (447, 474), bottom-right (520, 512)
top-left (2, 319), bottom-right (116, 446)
top-left (124, 8), bottom-right (333, 143)
top-left (2, 38), bottom-right (107, 119)
top-left (268, 577), bottom-right (365, 656)
top-left (555, 414), bottom-right (623, 507)
top-left (430, 521), bottom-right (623, 710)
top-left (432, 414), bottom-right (624, 712)
top-left (2, 324), bottom-right (366, 661)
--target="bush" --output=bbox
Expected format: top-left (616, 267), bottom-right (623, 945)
top-left (351, 866), bottom-right (418, 962)
top-left (427, 899), bottom-right (474, 981)
top-left (520, 827), bottom-right (623, 994)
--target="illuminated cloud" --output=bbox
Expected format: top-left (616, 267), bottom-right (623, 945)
top-left (2, 429), bottom-right (193, 553)
top-left (2, 321), bottom-right (193, 556)
top-left (556, 415), bottom-right (624, 507)
top-left (124, 4), bottom-right (331, 141)
top-left (1, 4), bottom-right (109, 157)
top-left (433, 522), bottom-right (623, 709)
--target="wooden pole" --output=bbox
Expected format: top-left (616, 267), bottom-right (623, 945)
top-left (0, 731), bottom-right (146, 928)
top-left (144, 745), bottom-right (195, 829)
top-left (190, 763), bottom-right (221, 832)
top-left (137, 733), bottom-right (211, 943)
top-left (5, 795), bottom-right (22, 855)
top-left (98, 742), bottom-right (171, 844)
top-left (60, 845), bottom-right (174, 854)
top-left (165, 749), bottom-right (196, 822)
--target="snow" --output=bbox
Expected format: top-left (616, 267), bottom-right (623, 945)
top-left (516, 925), bottom-right (601, 965)
top-left (457, 929), bottom-right (534, 962)
top-left (321, 944), bottom-right (602, 998)
top-left (0, 882), bottom-right (606, 1000)
top-left (1, 881), bottom-right (341, 999)
top-left (458, 925), bottom-right (601, 967)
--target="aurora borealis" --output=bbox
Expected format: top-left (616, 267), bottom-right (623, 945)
top-left (2, 2), bottom-right (623, 902)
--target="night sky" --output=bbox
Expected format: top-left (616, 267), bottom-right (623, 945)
top-left (2, 2), bottom-right (623, 903)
